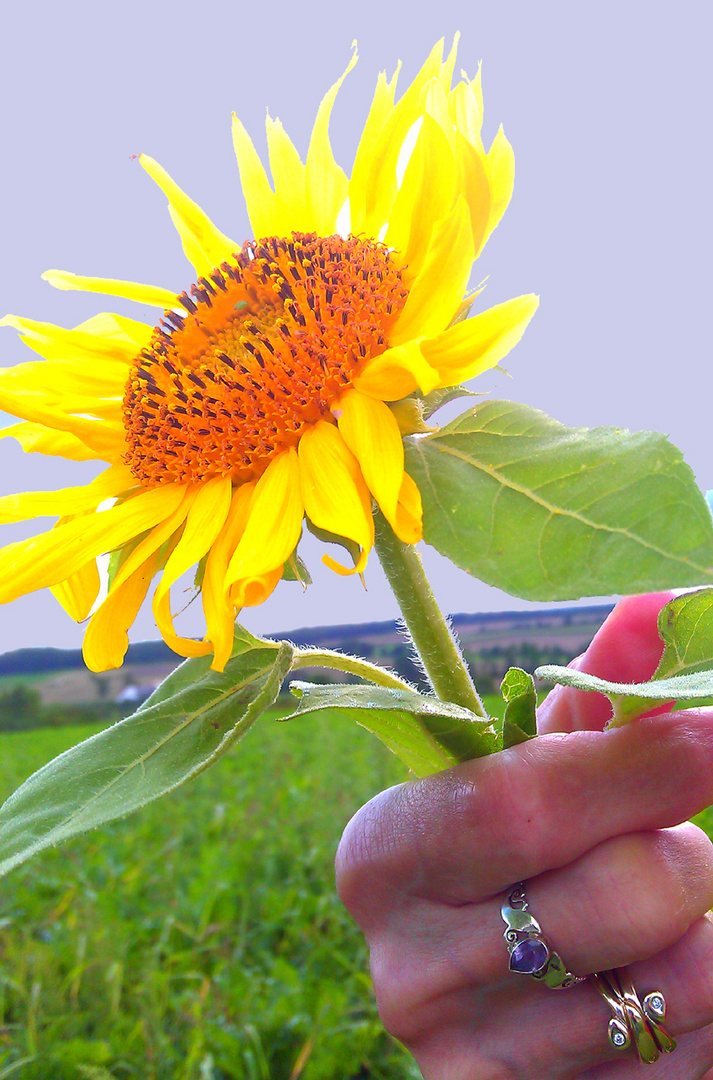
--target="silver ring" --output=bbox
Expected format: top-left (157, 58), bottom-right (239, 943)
top-left (501, 882), bottom-right (585, 990)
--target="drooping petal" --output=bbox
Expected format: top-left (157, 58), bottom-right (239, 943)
top-left (353, 340), bottom-right (440, 401)
top-left (139, 154), bottom-right (238, 277)
top-left (0, 422), bottom-right (102, 461)
top-left (83, 548), bottom-right (162, 672)
top-left (152, 590), bottom-right (213, 659)
top-left (51, 549), bottom-right (101, 622)
top-left (0, 483), bottom-right (185, 603)
top-left (0, 463), bottom-right (136, 524)
top-left (393, 471), bottom-right (423, 545)
top-left (420, 293), bottom-right (540, 385)
top-left (390, 195), bottom-right (474, 345)
top-left (305, 45), bottom-right (358, 234)
top-left (42, 270), bottom-right (178, 310)
top-left (202, 482), bottom-right (256, 672)
top-left (337, 390), bottom-right (404, 529)
top-left (225, 450), bottom-right (303, 599)
top-left (152, 474), bottom-right (232, 611)
top-left (298, 420), bottom-right (373, 574)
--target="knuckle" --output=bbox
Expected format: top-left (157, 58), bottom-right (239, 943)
top-left (335, 783), bottom-right (409, 922)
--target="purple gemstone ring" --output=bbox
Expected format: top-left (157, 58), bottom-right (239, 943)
top-left (501, 883), bottom-right (585, 990)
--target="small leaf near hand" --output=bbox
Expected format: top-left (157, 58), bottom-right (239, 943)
top-left (284, 682), bottom-right (499, 776)
top-left (0, 632), bottom-right (293, 878)
top-left (501, 667), bottom-right (537, 748)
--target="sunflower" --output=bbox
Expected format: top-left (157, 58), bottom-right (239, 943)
top-left (0, 37), bottom-right (537, 673)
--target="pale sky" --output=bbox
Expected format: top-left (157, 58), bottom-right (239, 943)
top-left (0, 0), bottom-right (709, 651)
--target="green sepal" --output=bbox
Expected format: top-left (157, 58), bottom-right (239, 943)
top-left (405, 400), bottom-right (713, 601)
top-left (281, 550), bottom-right (312, 586)
top-left (0, 629), bottom-right (294, 878)
top-left (283, 681), bottom-right (499, 776)
top-left (418, 384), bottom-right (482, 421)
top-left (500, 667), bottom-right (537, 748)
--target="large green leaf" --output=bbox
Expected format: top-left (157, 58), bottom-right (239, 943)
top-left (284, 682), bottom-right (499, 776)
top-left (0, 629), bottom-right (293, 877)
top-left (405, 400), bottom-right (713, 600)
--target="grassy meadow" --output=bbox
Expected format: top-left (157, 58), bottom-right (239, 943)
top-left (0, 698), bottom-right (711, 1079)
top-left (0, 703), bottom-right (432, 1080)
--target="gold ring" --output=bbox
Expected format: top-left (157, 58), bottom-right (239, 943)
top-left (593, 969), bottom-right (676, 1064)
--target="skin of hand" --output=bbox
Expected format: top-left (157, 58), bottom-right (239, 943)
top-left (336, 593), bottom-right (713, 1079)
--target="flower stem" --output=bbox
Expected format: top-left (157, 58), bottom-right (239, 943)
top-left (373, 510), bottom-right (487, 717)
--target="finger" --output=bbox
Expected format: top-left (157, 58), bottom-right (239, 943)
top-left (366, 825), bottom-right (713, 1010)
top-left (337, 710), bottom-right (713, 913)
top-left (406, 916), bottom-right (713, 1080)
top-left (538, 592), bottom-right (674, 735)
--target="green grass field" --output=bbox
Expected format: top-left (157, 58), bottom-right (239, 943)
top-left (0, 699), bottom-right (711, 1079)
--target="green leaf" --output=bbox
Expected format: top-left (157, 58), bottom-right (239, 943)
top-left (283, 681), bottom-right (499, 776)
top-left (654, 588), bottom-right (713, 678)
top-left (0, 633), bottom-right (294, 878)
top-left (535, 663), bottom-right (713, 725)
top-left (405, 400), bottom-right (713, 600)
top-left (500, 667), bottom-right (537, 748)
top-left (538, 588), bottom-right (713, 724)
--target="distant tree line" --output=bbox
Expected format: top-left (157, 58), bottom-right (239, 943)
top-left (0, 685), bottom-right (125, 733)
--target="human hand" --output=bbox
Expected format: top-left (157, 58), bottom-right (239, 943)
top-left (336, 594), bottom-right (713, 1078)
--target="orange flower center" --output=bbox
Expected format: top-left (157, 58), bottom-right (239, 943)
top-left (122, 233), bottom-right (409, 486)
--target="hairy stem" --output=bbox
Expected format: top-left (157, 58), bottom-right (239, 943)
top-left (373, 509), bottom-right (487, 716)
top-left (291, 648), bottom-right (412, 691)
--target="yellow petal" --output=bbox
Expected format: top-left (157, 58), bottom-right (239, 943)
top-left (109, 487), bottom-right (195, 592)
top-left (232, 114), bottom-right (282, 239)
top-left (139, 154), bottom-right (237, 277)
top-left (152, 589), bottom-right (213, 659)
top-left (350, 39), bottom-right (448, 238)
top-left (298, 421), bottom-right (373, 574)
top-left (455, 131), bottom-right (492, 257)
top-left (42, 270), bottom-right (178, 310)
top-left (228, 566), bottom-right (282, 611)
top-left (353, 340), bottom-right (439, 401)
top-left (0, 422), bottom-right (101, 461)
top-left (484, 124), bottom-right (515, 241)
top-left (226, 449), bottom-right (303, 593)
top-left (153, 475), bottom-right (232, 606)
top-left (0, 385), bottom-right (124, 458)
top-left (421, 294), bottom-right (540, 385)
top-left (390, 195), bottom-right (474, 345)
top-left (83, 548), bottom-right (161, 672)
top-left (0, 463), bottom-right (136, 524)
top-left (0, 483), bottom-right (184, 603)
top-left (385, 115), bottom-right (458, 280)
top-left (450, 77), bottom-right (484, 153)
top-left (0, 357), bottom-right (130, 399)
top-left (337, 390), bottom-right (403, 526)
top-left (0, 312), bottom-right (150, 364)
top-left (305, 45), bottom-right (358, 235)
top-left (265, 115), bottom-right (308, 230)
top-left (348, 63), bottom-right (401, 236)
top-left (203, 483), bottom-right (256, 672)
top-left (51, 554), bottom-right (101, 622)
